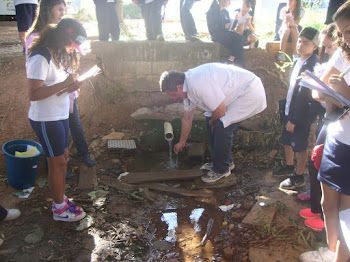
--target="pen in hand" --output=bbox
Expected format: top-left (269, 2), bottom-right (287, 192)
top-left (340, 65), bottom-right (350, 78)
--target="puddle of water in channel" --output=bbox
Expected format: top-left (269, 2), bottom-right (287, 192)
top-left (160, 208), bottom-right (204, 243)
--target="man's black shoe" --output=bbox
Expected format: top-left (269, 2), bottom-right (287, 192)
top-left (280, 173), bottom-right (305, 189)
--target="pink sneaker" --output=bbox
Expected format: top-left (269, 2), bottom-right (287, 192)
top-left (298, 190), bottom-right (310, 201)
top-left (53, 203), bottom-right (86, 222)
top-left (52, 196), bottom-right (83, 212)
top-left (300, 208), bottom-right (321, 219)
top-left (304, 217), bottom-right (325, 231)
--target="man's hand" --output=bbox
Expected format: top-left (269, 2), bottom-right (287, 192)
top-left (285, 121), bottom-right (295, 133)
top-left (209, 118), bottom-right (215, 132)
top-left (174, 142), bottom-right (186, 154)
top-left (225, 23), bottom-right (230, 29)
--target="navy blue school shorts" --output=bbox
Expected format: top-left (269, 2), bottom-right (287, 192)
top-left (15, 4), bottom-right (37, 32)
top-left (29, 119), bottom-right (69, 158)
top-left (318, 136), bottom-right (350, 196)
top-left (281, 116), bottom-right (311, 152)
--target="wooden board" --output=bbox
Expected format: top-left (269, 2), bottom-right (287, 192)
top-left (120, 169), bottom-right (204, 184)
top-left (242, 196), bottom-right (277, 226)
top-left (99, 175), bottom-right (139, 191)
top-left (140, 183), bottom-right (214, 198)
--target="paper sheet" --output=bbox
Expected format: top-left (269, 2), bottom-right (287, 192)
top-left (300, 70), bottom-right (350, 107)
top-left (78, 65), bottom-right (101, 82)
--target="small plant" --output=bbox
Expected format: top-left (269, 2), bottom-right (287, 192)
top-left (275, 51), bottom-right (294, 72)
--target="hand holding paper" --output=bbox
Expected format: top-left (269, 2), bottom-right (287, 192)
top-left (57, 65), bottom-right (101, 96)
top-left (77, 65), bottom-right (101, 82)
top-left (299, 70), bottom-right (350, 107)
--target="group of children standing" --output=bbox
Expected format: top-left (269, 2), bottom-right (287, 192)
top-left (4, 0), bottom-right (350, 261)
top-left (274, 1), bottom-right (350, 261)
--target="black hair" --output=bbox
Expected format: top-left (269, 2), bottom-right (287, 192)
top-left (28, 25), bottom-right (80, 72)
top-left (159, 71), bottom-right (185, 92)
top-left (333, 1), bottom-right (350, 61)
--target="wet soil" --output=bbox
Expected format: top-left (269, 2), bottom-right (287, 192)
top-left (0, 21), bottom-right (325, 262)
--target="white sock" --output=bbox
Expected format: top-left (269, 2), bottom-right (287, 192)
top-left (54, 201), bottom-right (66, 209)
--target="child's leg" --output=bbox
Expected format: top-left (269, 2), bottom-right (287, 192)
top-left (321, 183), bottom-right (341, 252)
top-left (47, 154), bottom-right (67, 204)
top-left (290, 27), bottom-right (299, 55)
top-left (284, 145), bottom-right (294, 166)
top-left (295, 150), bottom-right (307, 175)
top-left (280, 28), bottom-right (291, 52)
top-left (247, 33), bottom-right (258, 43)
top-left (336, 194), bottom-right (350, 262)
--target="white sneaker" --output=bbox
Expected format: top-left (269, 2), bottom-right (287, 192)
top-left (200, 162), bottom-right (235, 171)
top-left (299, 247), bottom-right (335, 262)
top-left (201, 170), bottom-right (231, 183)
top-left (53, 203), bottom-right (86, 222)
top-left (4, 209), bottom-right (21, 221)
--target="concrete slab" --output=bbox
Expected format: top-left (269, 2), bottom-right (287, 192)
top-left (249, 247), bottom-right (299, 262)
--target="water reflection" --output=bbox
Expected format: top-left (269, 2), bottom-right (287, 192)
top-left (189, 208), bottom-right (204, 233)
top-left (160, 208), bottom-right (205, 243)
top-left (161, 212), bottom-right (178, 243)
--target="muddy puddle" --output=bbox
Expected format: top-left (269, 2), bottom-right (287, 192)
top-left (123, 143), bottom-right (228, 261)
top-left (147, 197), bottom-right (225, 261)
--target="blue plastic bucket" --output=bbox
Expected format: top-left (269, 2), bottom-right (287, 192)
top-left (2, 140), bottom-right (43, 189)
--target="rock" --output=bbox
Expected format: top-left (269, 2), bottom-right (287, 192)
top-left (152, 240), bottom-right (173, 251)
top-left (213, 236), bottom-right (224, 243)
top-left (187, 142), bottom-right (206, 161)
top-left (76, 216), bottom-right (94, 231)
top-left (89, 139), bottom-right (103, 158)
top-left (102, 131), bottom-right (125, 141)
top-left (111, 158), bottom-right (122, 165)
top-left (24, 227), bottom-right (44, 244)
top-left (223, 247), bottom-right (234, 259)
top-left (246, 195), bottom-right (254, 201)
top-left (231, 211), bottom-right (243, 219)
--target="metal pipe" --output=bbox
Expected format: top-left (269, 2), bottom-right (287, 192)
top-left (164, 121), bottom-right (174, 141)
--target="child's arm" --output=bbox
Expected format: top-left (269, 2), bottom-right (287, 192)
top-left (246, 16), bottom-right (255, 33)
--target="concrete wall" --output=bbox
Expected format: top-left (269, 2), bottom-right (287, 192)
top-left (88, 40), bottom-right (286, 134)
top-left (91, 40), bottom-right (230, 121)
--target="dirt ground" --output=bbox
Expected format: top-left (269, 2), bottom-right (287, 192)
top-left (0, 21), bottom-right (326, 262)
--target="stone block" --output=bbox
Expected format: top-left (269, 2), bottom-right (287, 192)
top-left (122, 41), bottom-right (147, 61)
top-left (78, 165), bottom-right (98, 189)
top-left (122, 61), bottom-right (137, 75)
top-left (187, 142), bottom-right (206, 159)
top-left (135, 61), bottom-right (152, 75)
top-left (151, 61), bottom-right (181, 75)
